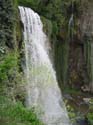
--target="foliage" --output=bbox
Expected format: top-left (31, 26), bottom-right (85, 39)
top-left (0, 0), bottom-right (16, 48)
top-left (0, 53), bottom-right (18, 81)
top-left (0, 52), bottom-right (25, 103)
top-left (65, 99), bottom-right (93, 125)
top-left (66, 103), bottom-right (76, 124)
top-left (41, 16), bottom-right (52, 38)
top-left (87, 112), bottom-right (93, 125)
top-left (18, 0), bottom-right (41, 11)
top-left (0, 96), bottom-right (44, 125)
top-left (87, 99), bottom-right (93, 124)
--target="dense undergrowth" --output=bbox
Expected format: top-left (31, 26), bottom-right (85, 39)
top-left (0, 96), bottom-right (44, 125)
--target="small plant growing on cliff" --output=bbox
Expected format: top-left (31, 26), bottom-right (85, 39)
top-left (0, 52), bottom-right (18, 82)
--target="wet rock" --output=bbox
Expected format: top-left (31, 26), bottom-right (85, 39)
top-left (76, 117), bottom-right (90, 125)
top-left (81, 85), bottom-right (90, 92)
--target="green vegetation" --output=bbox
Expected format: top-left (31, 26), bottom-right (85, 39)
top-left (88, 111), bottom-right (93, 124)
top-left (0, 96), bottom-right (44, 125)
top-left (18, 0), bottom-right (41, 10)
top-left (0, 53), bottom-right (18, 81)
top-left (87, 99), bottom-right (93, 124)
top-left (65, 98), bottom-right (93, 125)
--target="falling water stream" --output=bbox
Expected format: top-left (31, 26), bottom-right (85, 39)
top-left (19, 6), bottom-right (71, 125)
top-left (68, 1), bottom-right (74, 42)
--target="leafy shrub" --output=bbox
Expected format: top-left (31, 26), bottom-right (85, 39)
top-left (0, 52), bottom-right (24, 99)
top-left (0, 53), bottom-right (18, 81)
top-left (0, 96), bottom-right (44, 125)
top-left (87, 99), bottom-right (93, 124)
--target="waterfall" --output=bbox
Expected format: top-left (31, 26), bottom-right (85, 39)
top-left (69, 14), bottom-right (74, 28)
top-left (68, 1), bottom-right (74, 42)
top-left (19, 6), bottom-right (71, 125)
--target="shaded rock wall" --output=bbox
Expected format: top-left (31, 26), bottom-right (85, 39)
top-left (0, 0), bottom-right (16, 50)
top-left (79, 0), bottom-right (93, 92)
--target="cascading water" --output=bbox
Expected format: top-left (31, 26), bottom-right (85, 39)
top-left (68, 1), bottom-right (74, 41)
top-left (19, 6), bottom-right (71, 125)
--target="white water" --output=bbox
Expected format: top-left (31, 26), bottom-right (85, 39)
top-left (19, 6), bottom-right (71, 125)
